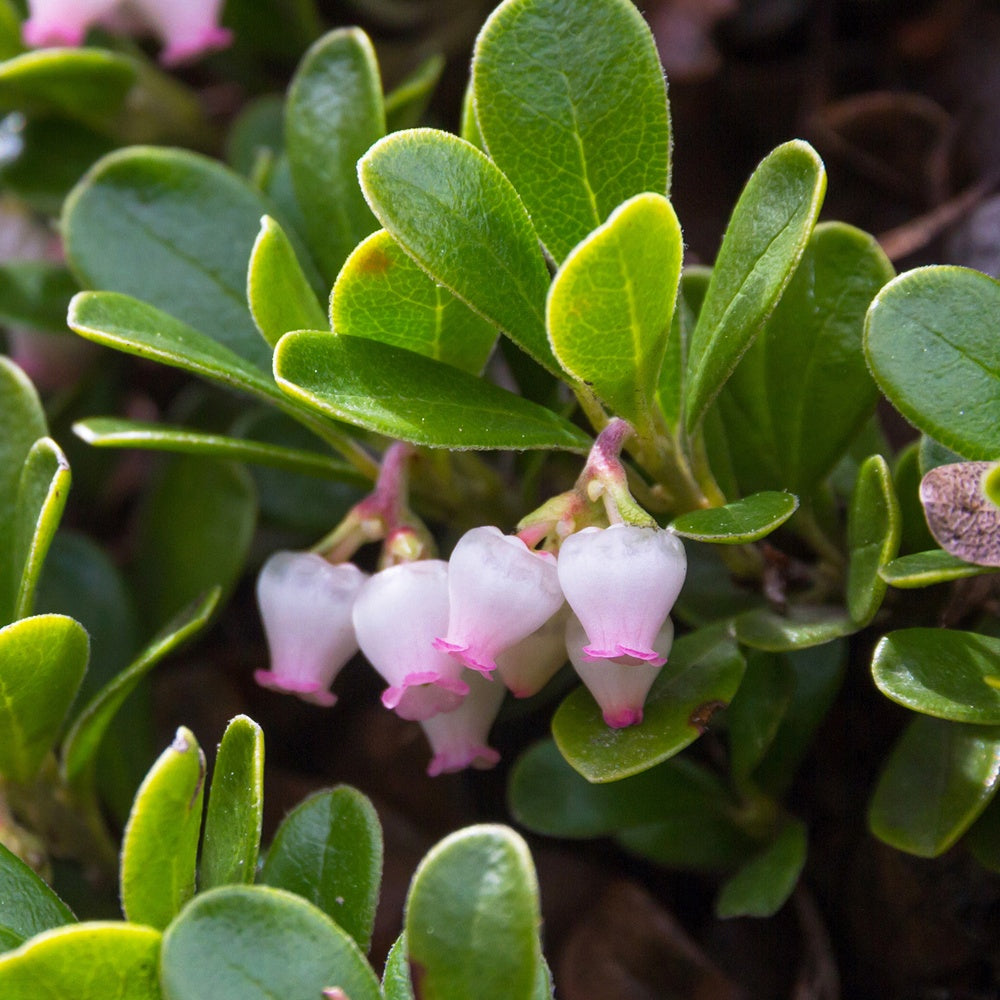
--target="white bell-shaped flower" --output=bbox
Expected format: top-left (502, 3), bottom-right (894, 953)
top-left (495, 603), bottom-right (570, 698)
top-left (352, 560), bottom-right (469, 721)
top-left (557, 524), bottom-right (686, 666)
top-left (255, 551), bottom-right (366, 707)
top-left (433, 525), bottom-right (564, 676)
top-left (420, 668), bottom-right (506, 776)
top-left (566, 614), bottom-right (675, 728)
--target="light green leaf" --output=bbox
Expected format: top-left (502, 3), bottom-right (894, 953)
top-left (473, 0), bottom-right (670, 262)
top-left (547, 193), bottom-right (681, 425)
top-left (359, 128), bottom-right (557, 373)
top-left (331, 228), bottom-right (498, 374)
top-left (986, 463), bottom-right (1000, 507)
top-left (285, 28), bottom-right (384, 281)
top-left (120, 727), bottom-right (205, 930)
top-left (865, 266), bottom-right (1000, 460)
top-left (0, 614), bottom-right (88, 783)
top-left (670, 491), bottom-right (798, 543)
top-left (381, 934), bottom-right (414, 1000)
top-left (685, 141), bottom-right (826, 430)
top-left (846, 454), bottom-right (900, 624)
top-left (274, 331), bottom-right (590, 451)
top-left (0, 841), bottom-right (75, 951)
top-left (0, 922), bottom-right (161, 999)
top-left (259, 787), bottom-right (383, 953)
top-left (160, 885), bottom-right (381, 1000)
top-left (405, 825), bottom-right (541, 1000)
top-left (715, 819), bottom-right (807, 918)
top-left (869, 715), bottom-right (1000, 857)
top-left (552, 626), bottom-right (745, 782)
top-left (247, 215), bottom-right (327, 348)
top-left (385, 54), bottom-right (445, 133)
top-left (880, 550), bottom-right (997, 588)
top-left (200, 716), bottom-right (264, 891)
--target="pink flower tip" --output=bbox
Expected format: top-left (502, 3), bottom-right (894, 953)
top-left (159, 25), bottom-right (232, 65)
top-left (22, 20), bottom-right (85, 46)
top-left (604, 707), bottom-right (644, 728)
top-left (253, 670), bottom-right (337, 707)
top-left (380, 671), bottom-right (469, 721)
top-left (427, 744), bottom-right (501, 777)
top-left (583, 643), bottom-right (666, 667)
top-left (431, 637), bottom-right (497, 675)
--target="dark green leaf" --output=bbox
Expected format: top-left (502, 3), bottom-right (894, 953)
top-left (0, 841), bottom-right (75, 950)
top-left (617, 813), bottom-right (755, 872)
top-left (0, 262), bottom-right (78, 333)
top-left (734, 606), bottom-right (855, 652)
top-left (671, 539), bottom-right (766, 628)
top-left (473, 0), bottom-right (670, 262)
top-left (846, 454), bottom-right (900, 624)
top-left (385, 54), bottom-right (445, 133)
top-left (865, 266), bottom-right (1000, 460)
top-left (869, 715), bottom-right (1000, 857)
top-left (274, 331), bottom-right (590, 451)
top-left (670, 491), bottom-right (798, 543)
top-left (965, 792), bottom-right (1000, 873)
top-left (880, 550), bottom-right (996, 588)
top-left (715, 818), bottom-right (807, 918)
top-left (657, 267), bottom-right (709, 433)
top-left (685, 141), bottom-right (826, 430)
top-left (259, 787), bottom-right (383, 953)
top-left (893, 440), bottom-right (937, 555)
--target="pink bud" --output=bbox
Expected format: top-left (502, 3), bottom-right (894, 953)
top-left (352, 560), bottom-right (469, 721)
top-left (255, 552), bottom-right (366, 707)
top-left (557, 525), bottom-right (686, 666)
top-left (565, 614), bottom-right (675, 728)
top-left (433, 525), bottom-right (564, 676)
top-left (23, 0), bottom-right (117, 47)
top-left (495, 603), bottom-right (570, 698)
top-left (421, 669), bottom-right (505, 776)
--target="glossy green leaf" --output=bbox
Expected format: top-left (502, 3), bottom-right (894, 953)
top-left (0, 922), bottom-right (161, 999)
top-left (359, 128), bottom-right (557, 373)
top-left (405, 825), bottom-right (541, 1000)
top-left (0, 614), bottom-right (88, 783)
top-left (893, 440), bottom-right (937, 555)
top-left (199, 716), bottom-right (264, 891)
top-left (381, 934), bottom-right (414, 1000)
top-left (274, 331), bottom-right (590, 451)
top-left (473, 0), bottom-right (670, 263)
top-left (0, 262), bottom-right (79, 333)
top-left (846, 454), bottom-right (900, 624)
top-left (670, 491), bottom-right (798, 543)
top-left (880, 549), bottom-right (996, 588)
top-left (734, 606), bottom-right (855, 652)
top-left (965, 791), bottom-right (1000, 873)
top-left (459, 80), bottom-right (483, 149)
top-left (247, 215), bottom-right (327, 347)
top-left (671, 539), bottom-right (766, 628)
top-left (259, 787), bottom-right (383, 953)
top-left (160, 885), bottom-right (380, 1000)
top-left (10, 437), bottom-right (70, 622)
top-left (709, 222), bottom-right (893, 495)
top-left (657, 267), bottom-right (709, 433)
top-left (0, 841), bottom-right (75, 950)
top-left (871, 628), bottom-right (1000, 724)
top-left (553, 626), bottom-right (745, 782)
top-left (61, 589), bottom-right (218, 786)
top-left (384, 54), bottom-right (445, 133)
top-left (131, 455), bottom-right (255, 625)
top-left (64, 148), bottom-right (284, 369)
top-left (547, 193), bottom-right (681, 425)
top-left (869, 715), bottom-right (1000, 857)
top-left (120, 727), bottom-right (205, 929)
top-left (73, 418), bottom-right (365, 483)
top-left (715, 819), bottom-right (807, 918)
top-left (285, 28), bottom-right (384, 281)
top-left (685, 141), bottom-right (826, 430)
top-left (865, 266), bottom-right (1000, 460)
top-left (332, 228), bottom-right (498, 374)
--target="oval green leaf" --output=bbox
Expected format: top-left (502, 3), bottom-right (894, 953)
top-left (734, 606), bottom-right (855, 652)
top-left (552, 625), bottom-right (745, 782)
top-left (0, 840), bottom-right (75, 950)
top-left (405, 825), bottom-right (541, 1000)
top-left (869, 715), bottom-right (1000, 857)
top-left (285, 28), bottom-right (384, 282)
top-left (872, 628), bottom-right (1000, 724)
top-left (274, 331), bottom-right (590, 451)
top-left (670, 491), bottom-right (798, 543)
top-left (0, 614), bottom-right (88, 783)
top-left (880, 549), bottom-right (997, 588)
top-left (332, 228), bottom-right (498, 374)
top-left (865, 265), bottom-right (1000, 460)
top-left (0, 922), bottom-right (160, 999)
top-left (259, 787), bottom-right (383, 953)
top-left (359, 128), bottom-right (557, 373)
top-left (547, 193), bottom-right (682, 426)
top-left (685, 140), bottom-right (826, 430)
top-left (384, 54), bottom-right (445, 133)
top-left (715, 818), bottom-right (807, 918)
top-left (381, 934), bottom-right (414, 1000)
top-left (160, 885), bottom-right (381, 1000)
top-left (473, 0), bottom-right (670, 263)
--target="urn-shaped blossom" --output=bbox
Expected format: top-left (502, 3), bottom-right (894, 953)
top-left (433, 525), bottom-right (564, 676)
top-left (352, 560), bottom-right (469, 721)
top-left (420, 668), bottom-right (506, 776)
top-left (255, 551), bottom-right (366, 707)
top-left (557, 524), bottom-right (686, 666)
top-left (495, 603), bottom-right (570, 698)
top-left (566, 614), bottom-right (675, 728)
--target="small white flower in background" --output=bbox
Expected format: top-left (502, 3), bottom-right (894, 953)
top-left (23, 0), bottom-right (232, 65)
top-left (255, 551), bottom-right (367, 707)
top-left (566, 614), bottom-right (674, 728)
top-left (351, 560), bottom-right (469, 722)
top-left (557, 524), bottom-right (687, 666)
top-left (495, 603), bottom-right (570, 698)
top-left (420, 668), bottom-right (505, 777)
top-left (433, 525), bottom-right (564, 676)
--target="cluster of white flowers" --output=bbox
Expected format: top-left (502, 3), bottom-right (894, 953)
top-left (256, 523), bottom-right (687, 776)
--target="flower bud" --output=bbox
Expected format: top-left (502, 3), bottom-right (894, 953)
top-left (420, 669), bottom-right (505, 776)
top-left (255, 552), bottom-right (366, 707)
top-left (495, 604), bottom-right (570, 698)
